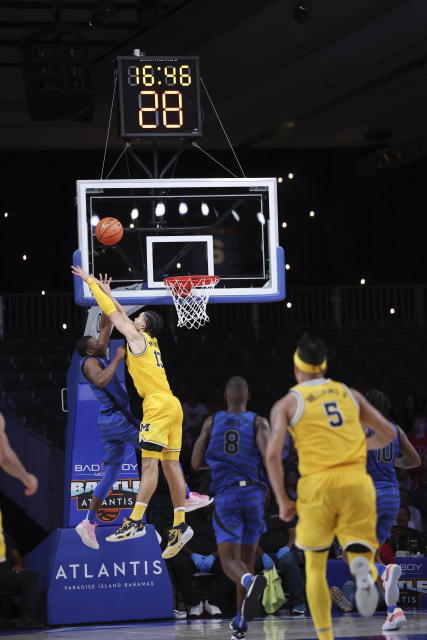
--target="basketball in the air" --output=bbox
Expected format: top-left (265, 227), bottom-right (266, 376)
top-left (95, 217), bottom-right (123, 246)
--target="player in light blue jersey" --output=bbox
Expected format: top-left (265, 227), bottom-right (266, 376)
top-left (365, 390), bottom-right (420, 631)
top-left (192, 377), bottom-right (269, 640)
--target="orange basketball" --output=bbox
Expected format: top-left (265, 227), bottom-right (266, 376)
top-left (95, 217), bottom-right (123, 246)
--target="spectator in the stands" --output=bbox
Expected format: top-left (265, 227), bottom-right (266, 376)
top-left (330, 542), bottom-right (395, 614)
top-left (400, 488), bottom-right (423, 531)
top-left (0, 533), bottom-right (42, 629)
top-left (182, 391), bottom-right (209, 443)
top-left (167, 506), bottom-right (235, 618)
top-left (386, 506), bottom-right (426, 555)
top-left (255, 498), bottom-right (305, 616)
top-left (408, 415), bottom-right (427, 489)
top-left (332, 576), bottom-right (387, 614)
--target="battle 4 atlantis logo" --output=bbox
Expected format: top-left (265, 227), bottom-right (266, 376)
top-left (70, 479), bottom-right (140, 522)
top-left (398, 567), bottom-right (427, 608)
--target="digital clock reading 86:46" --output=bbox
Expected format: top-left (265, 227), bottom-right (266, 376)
top-left (117, 56), bottom-right (202, 138)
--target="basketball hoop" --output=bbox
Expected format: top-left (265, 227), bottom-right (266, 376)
top-left (164, 275), bottom-right (220, 329)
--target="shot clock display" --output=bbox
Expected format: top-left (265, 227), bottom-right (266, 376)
top-left (117, 56), bottom-right (202, 138)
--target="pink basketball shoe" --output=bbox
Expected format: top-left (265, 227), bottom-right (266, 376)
top-left (184, 492), bottom-right (214, 513)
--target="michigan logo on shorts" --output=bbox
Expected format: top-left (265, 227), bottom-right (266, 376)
top-left (140, 423), bottom-right (151, 432)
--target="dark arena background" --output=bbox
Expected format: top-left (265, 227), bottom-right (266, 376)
top-left (1, 1), bottom-right (427, 639)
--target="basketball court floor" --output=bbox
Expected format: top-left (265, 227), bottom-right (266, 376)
top-left (1, 612), bottom-right (426, 640)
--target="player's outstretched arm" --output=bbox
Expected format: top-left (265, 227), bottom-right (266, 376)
top-left (72, 266), bottom-right (122, 318)
top-left (71, 266), bottom-right (143, 345)
top-left (353, 389), bottom-right (395, 450)
top-left (191, 416), bottom-right (213, 470)
top-left (95, 274), bottom-right (128, 318)
top-left (395, 426), bottom-right (421, 468)
top-left (265, 394), bottom-right (296, 522)
top-left (84, 346), bottom-right (127, 388)
top-left (0, 414), bottom-right (38, 496)
top-left (96, 312), bottom-right (113, 354)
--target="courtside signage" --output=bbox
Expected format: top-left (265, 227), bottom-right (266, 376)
top-left (26, 527), bottom-right (173, 624)
top-left (65, 344), bottom-right (140, 527)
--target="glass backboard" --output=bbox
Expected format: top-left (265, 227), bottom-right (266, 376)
top-left (73, 178), bottom-right (285, 306)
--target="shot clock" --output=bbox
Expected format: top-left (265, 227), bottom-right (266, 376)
top-left (117, 56), bottom-right (202, 138)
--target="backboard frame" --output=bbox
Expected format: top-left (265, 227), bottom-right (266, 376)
top-left (73, 178), bottom-right (285, 307)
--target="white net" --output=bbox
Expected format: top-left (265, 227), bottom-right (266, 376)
top-left (164, 275), bottom-right (220, 329)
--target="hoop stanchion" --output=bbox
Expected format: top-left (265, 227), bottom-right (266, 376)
top-left (164, 275), bottom-right (220, 329)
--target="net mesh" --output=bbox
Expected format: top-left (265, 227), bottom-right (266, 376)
top-left (164, 275), bottom-right (220, 329)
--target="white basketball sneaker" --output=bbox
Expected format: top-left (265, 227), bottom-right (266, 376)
top-left (75, 519), bottom-right (99, 550)
top-left (382, 607), bottom-right (407, 631)
top-left (204, 600), bottom-right (222, 617)
top-left (106, 518), bottom-right (146, 542)
top-left (189, 602), bottom-right (203, 618)
top-left (382, 563), bottom-right (402, 607)
top-left (161, 523), bottom-right (194, 559)
top-left (350, 556), bottom-right (378, 617)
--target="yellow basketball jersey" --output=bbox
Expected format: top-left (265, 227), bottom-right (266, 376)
top-left (288, 378), bottom-right (366, 477)
top-left (126, 332), bottom-right (172, 399)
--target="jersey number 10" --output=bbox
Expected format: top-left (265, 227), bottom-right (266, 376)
top-left (375, 443), bottom-right (394, 463)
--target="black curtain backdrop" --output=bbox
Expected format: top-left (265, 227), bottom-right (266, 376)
top-left (1, 147), bottom-right (426, 293)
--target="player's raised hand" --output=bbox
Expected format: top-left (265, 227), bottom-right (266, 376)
top-left (97, 273), bottom-right (112, 294)
top-left (71, 265), bottom-right (91, 281)
top-left (278, 497), bottom-right (296, 522)
top-left (23, 473), bottom-right (38, 496)
top-left (115, 345), bottom-right (126, 360)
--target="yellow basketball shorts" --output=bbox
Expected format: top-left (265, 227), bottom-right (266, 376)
top-left (139, 393), bottom-right (183, 461)
top-left (0, 510), bottom-right (5, 563)
top-left (295, 464), bottom-right (378, 552)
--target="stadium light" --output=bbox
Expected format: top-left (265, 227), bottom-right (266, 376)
top-left (155, 202), bottom-right (166, 217)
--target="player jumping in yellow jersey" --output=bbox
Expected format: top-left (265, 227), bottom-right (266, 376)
top-left (265, 334), bottom-right (395, 640)
top-left (71, 266), bottom-right (193, 559)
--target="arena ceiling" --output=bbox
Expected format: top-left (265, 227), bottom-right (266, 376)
top-left (1, 0), bottom-right (427, 150)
